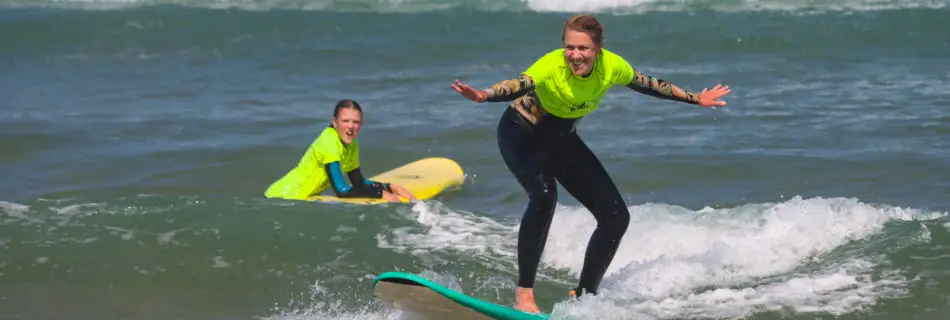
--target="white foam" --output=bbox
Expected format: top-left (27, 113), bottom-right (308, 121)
top-left (562, 197), bottom-right (917, 285)
top-left (524, 0), bottom-right (656, 12)
top-left (548, 257), bottom-right (910, 319)
top-left (376, 201), bottom-right (520, 269)
top-left (1, 0), bottom-right (945, 12)
top-left (263, 302), bottom-right (402, 320)
top-left (374, 196), bottom-right (941, 318)
top-left (262, 278), bottom-right (405, 320)
top-left (156, 227), bottom-right (190, 245)
top-left (0, 201), bottom-right (33, 223)
top-left (524, 0), bottom-right (948, 13)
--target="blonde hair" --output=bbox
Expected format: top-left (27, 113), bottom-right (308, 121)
top-left (562, 14), bottom-right (604, 47)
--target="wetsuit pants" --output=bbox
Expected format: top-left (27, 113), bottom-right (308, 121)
top-left (497, 106), bottom-right (631, 296)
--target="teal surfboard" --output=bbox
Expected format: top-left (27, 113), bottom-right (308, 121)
top-left (372, 271), bottom-right (551, 320)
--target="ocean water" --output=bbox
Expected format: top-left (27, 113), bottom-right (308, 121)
top-left (2, 0), bottom-right (950, 319)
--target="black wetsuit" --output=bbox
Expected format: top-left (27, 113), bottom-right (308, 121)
top-left (481, 53), bottom-right (702, 296)
top-left (497, 106), bottom-right (630, 296)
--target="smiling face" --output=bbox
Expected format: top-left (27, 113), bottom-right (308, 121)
top-left (563, 29), bottom-right (600, 77)
top-left (332, 107), bottom-right (362, 144)
top-left (561, 14), bottom-right (605, 77)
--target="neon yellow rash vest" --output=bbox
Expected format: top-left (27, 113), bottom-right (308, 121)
top-left (523, 48), bottom-right (636, 119)
top-left (265, 126), bottom-right (360, 200)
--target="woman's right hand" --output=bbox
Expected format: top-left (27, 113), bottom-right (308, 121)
top-left (451, 79), bottom-right (488, 102)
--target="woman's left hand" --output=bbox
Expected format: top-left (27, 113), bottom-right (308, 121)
top-left (382, 191), bottom-right (401, 202)
top-left (389, 184), bottom-right (419, 203)
top-left (697, 84), bottom-right (731, 107)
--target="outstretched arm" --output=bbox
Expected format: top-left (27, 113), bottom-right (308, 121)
top-left (451, 74), bottom-right (537, 103)
top-left (625, 71), bottom-right (731, 107)
top-left (482, 75), bottom-right (536, 102)
top-left (625, 72), bottom-right (701, 104)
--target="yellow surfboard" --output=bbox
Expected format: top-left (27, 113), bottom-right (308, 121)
top-left (306, 157), bottom-right (465, 205)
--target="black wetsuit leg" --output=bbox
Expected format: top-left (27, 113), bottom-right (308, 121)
top-left (497, 107), bottom-right (558, 290)
top-left (497, 107), bottom-right (631, 296)
top-left (551, 131), bottom-right (631, 296)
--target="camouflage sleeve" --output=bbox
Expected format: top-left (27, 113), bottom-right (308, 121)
top-left (483, 74), bottom-right (537, 102)
top-left (625, 71), bottom-right (700, 104)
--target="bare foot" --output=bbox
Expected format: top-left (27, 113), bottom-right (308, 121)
top-left (514, 287), bottom-right (541, 313)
